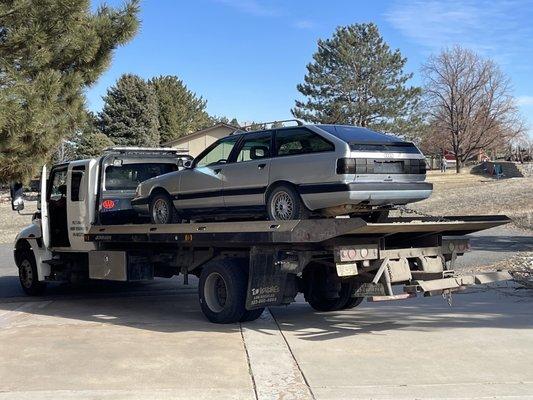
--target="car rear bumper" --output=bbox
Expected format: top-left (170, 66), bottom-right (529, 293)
top-left (299, 181), bottom-right (433, 210)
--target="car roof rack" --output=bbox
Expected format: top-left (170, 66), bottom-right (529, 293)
top-left (233, 119), bottom-right (305, 134)
top-left (103, 147), bottom-right (190, 157)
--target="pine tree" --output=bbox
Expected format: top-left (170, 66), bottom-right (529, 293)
top-left (149, 76), bottom-right (211, 144)
top-left (0, 0), bottom-right (139, 183)
top-left (99, 74), bottom-right (160, 147)
top-left (75, 112), bottom-right (114, 159)
top-left (292, 23), bottom-right (422, 136)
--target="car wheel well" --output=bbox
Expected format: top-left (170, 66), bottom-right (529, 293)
top-left (265, 180), bottom-right (298, 202)
top-left (149, 187), bottom-right (172, 200)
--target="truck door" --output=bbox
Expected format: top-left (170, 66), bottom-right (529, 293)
top-left (66, 162), bottom-right (95, 250)
top-left (47, 165), bottom-right (70, 248)
top-left (222, 131), bottom-right (272, 208)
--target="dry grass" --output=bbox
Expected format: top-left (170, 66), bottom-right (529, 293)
top-left (411, 170), bottom-right (533, 230)
top-left (0, 193), bottom-right (37, 244)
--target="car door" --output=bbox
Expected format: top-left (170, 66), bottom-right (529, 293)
top-left (222, 131), bottom-right (272, 208)
top-left (177, 135), bottom-right (240, 210)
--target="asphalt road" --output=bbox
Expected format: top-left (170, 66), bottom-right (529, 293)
top-left (0, 226), bottom-right (532, 399)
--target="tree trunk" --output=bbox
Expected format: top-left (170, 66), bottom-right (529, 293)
top-left (455, 156), bottom-right (461, 173)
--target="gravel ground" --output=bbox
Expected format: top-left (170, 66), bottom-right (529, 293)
top-left (412, 171), bottom-right (533, 230)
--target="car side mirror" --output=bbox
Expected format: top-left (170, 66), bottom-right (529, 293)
top-left (10, 182), bottom-right (25, 211)
top-left (183, 160), bottom-right (193, 169)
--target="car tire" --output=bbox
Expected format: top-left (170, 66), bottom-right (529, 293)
top-left (149, 193), bottom-right (175, 224)
top-left (267, 185), bottom-right (309, 221)
top-left (199, 259), bottom-right (249, 324)
top-left (17, 249), bottom-right (46, 296)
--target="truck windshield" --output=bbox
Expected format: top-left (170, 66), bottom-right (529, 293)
top-left (105, 163), bottom-right (177, 191)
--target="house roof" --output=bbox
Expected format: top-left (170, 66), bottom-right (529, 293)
top-left (162, 123), bottom-right (239, 147)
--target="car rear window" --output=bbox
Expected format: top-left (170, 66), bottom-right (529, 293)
top-left (349, 143), bottom-right (420, 153)
top-left (318, 125), bottom-right (420, 154)
top-left (105, 163), bottom-right (177, 191)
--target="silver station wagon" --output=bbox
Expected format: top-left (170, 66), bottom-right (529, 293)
top-left (131, 122), bottom-right (432, 223)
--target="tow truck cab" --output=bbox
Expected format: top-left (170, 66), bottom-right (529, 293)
top-left (12, 148), bottom-right (190, 282)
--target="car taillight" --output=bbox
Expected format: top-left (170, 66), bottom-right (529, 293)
top-left (102, 199), bottom-right (116, 210)
top-left (336, 158), bottom-right (355, 174)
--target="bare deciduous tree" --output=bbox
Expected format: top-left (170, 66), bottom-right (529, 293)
top-left (422, 46), bottom-right (525, 172)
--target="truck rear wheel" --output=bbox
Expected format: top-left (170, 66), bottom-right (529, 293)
top-left (304, 265), bottom-right (359, 312)
top-left (199, 259), bottom-right (262, 324)
top-left (17, 250), bottom-right (46, 296)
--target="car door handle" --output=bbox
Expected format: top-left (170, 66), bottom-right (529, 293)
top-left (213, 168), bottom-right (222, 174)
top-left (257, 163), bottom-right (266, 170)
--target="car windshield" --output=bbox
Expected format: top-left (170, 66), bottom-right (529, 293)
top-left (105, 162), bottom-right (178, 191)
top-left (317, 125), bottom-right (420, 153)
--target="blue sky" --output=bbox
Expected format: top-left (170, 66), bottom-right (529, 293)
top-left (89, 0), bottom-right (533, 136)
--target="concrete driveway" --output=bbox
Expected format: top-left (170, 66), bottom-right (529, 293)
top-left (0, 227), bottom-right (532, 399)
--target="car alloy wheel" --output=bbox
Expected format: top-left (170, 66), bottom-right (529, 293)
top-left (271, 191), bottom-right (294, 220)
top-left (152, 197), bottom-right (170, 224)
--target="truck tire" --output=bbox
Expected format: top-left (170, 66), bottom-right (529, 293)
top-left (267, 184), bottom-right (309, 221)
top-left (304, 265), bottom-right (359, 312)
top-left (149, 193), bottom-right (175, 224)
top-left (342, 278), bottom-right (364, 309)
top-left (17, 250), bottom-right (46, 296)
top-left (240, 308), bottom-right (265, 322)
top-left (199, 259), bottom-right (249, 324)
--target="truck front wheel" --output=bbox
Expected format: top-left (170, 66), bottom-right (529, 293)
top-left (199, 259), bottom-right (262, 324)
top-left (17, 250), bottom-right (46, 296)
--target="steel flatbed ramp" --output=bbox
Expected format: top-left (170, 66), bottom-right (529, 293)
top-left (85, 215), bottom-right (510, 245)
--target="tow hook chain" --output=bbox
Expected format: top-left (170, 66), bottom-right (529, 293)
top-left (442, 290), bottom-right (453, 307)
top-left (393, 205), bottom-right (450, 222)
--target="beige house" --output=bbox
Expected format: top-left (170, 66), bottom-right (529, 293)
top-left (163, 123), bottom-right (238, 158)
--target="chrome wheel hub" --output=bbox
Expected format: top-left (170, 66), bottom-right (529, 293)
top-left (271, 191), bottom-right (294, 220)
top-left (153, 198), bottom-right (170, 223)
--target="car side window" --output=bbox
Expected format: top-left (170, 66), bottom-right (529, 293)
top-left (235, 133), bottom-right (271, 163)
top-left (196, 137), bottom-right (239, 168)
top-left (276, 128), bottom-right (334, 157)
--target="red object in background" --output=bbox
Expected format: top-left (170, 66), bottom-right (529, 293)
top-left (102, 199), bottom-right (116, 210)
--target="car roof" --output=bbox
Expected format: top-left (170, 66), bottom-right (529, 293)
top-left (232, 124), bottom-right (403, 143)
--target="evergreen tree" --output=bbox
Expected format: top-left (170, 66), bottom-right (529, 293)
top-left (0, 0), bottom-right (139, 183)
top-left (149, 75), bottom-right (211, 144)
top-left (75, 112), bottom-right (114, 159)
top-left (292, 23), bottom-right (421, 135)
top-left (99, 74), bottom-right (160, 147)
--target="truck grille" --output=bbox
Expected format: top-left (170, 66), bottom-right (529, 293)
top-left (337, 158), bottom-right (426, 175)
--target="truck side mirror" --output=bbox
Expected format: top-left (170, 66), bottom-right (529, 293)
top-left (10, 182), bottom-right (25, 211)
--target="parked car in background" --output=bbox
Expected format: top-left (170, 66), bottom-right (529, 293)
top-left (131, 123), bottom-right (432, 223)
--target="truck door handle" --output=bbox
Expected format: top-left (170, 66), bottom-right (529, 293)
top-left (258, 163), bottom-right (266, 170)
top-left (213, 168), bottom-right (222, 174)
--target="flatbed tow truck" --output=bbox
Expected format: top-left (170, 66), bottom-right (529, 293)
top-left (10, 149), bottom-right (512, 323)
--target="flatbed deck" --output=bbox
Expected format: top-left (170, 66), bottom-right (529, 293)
top-left (85, 215), bottom-right (511, 246)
